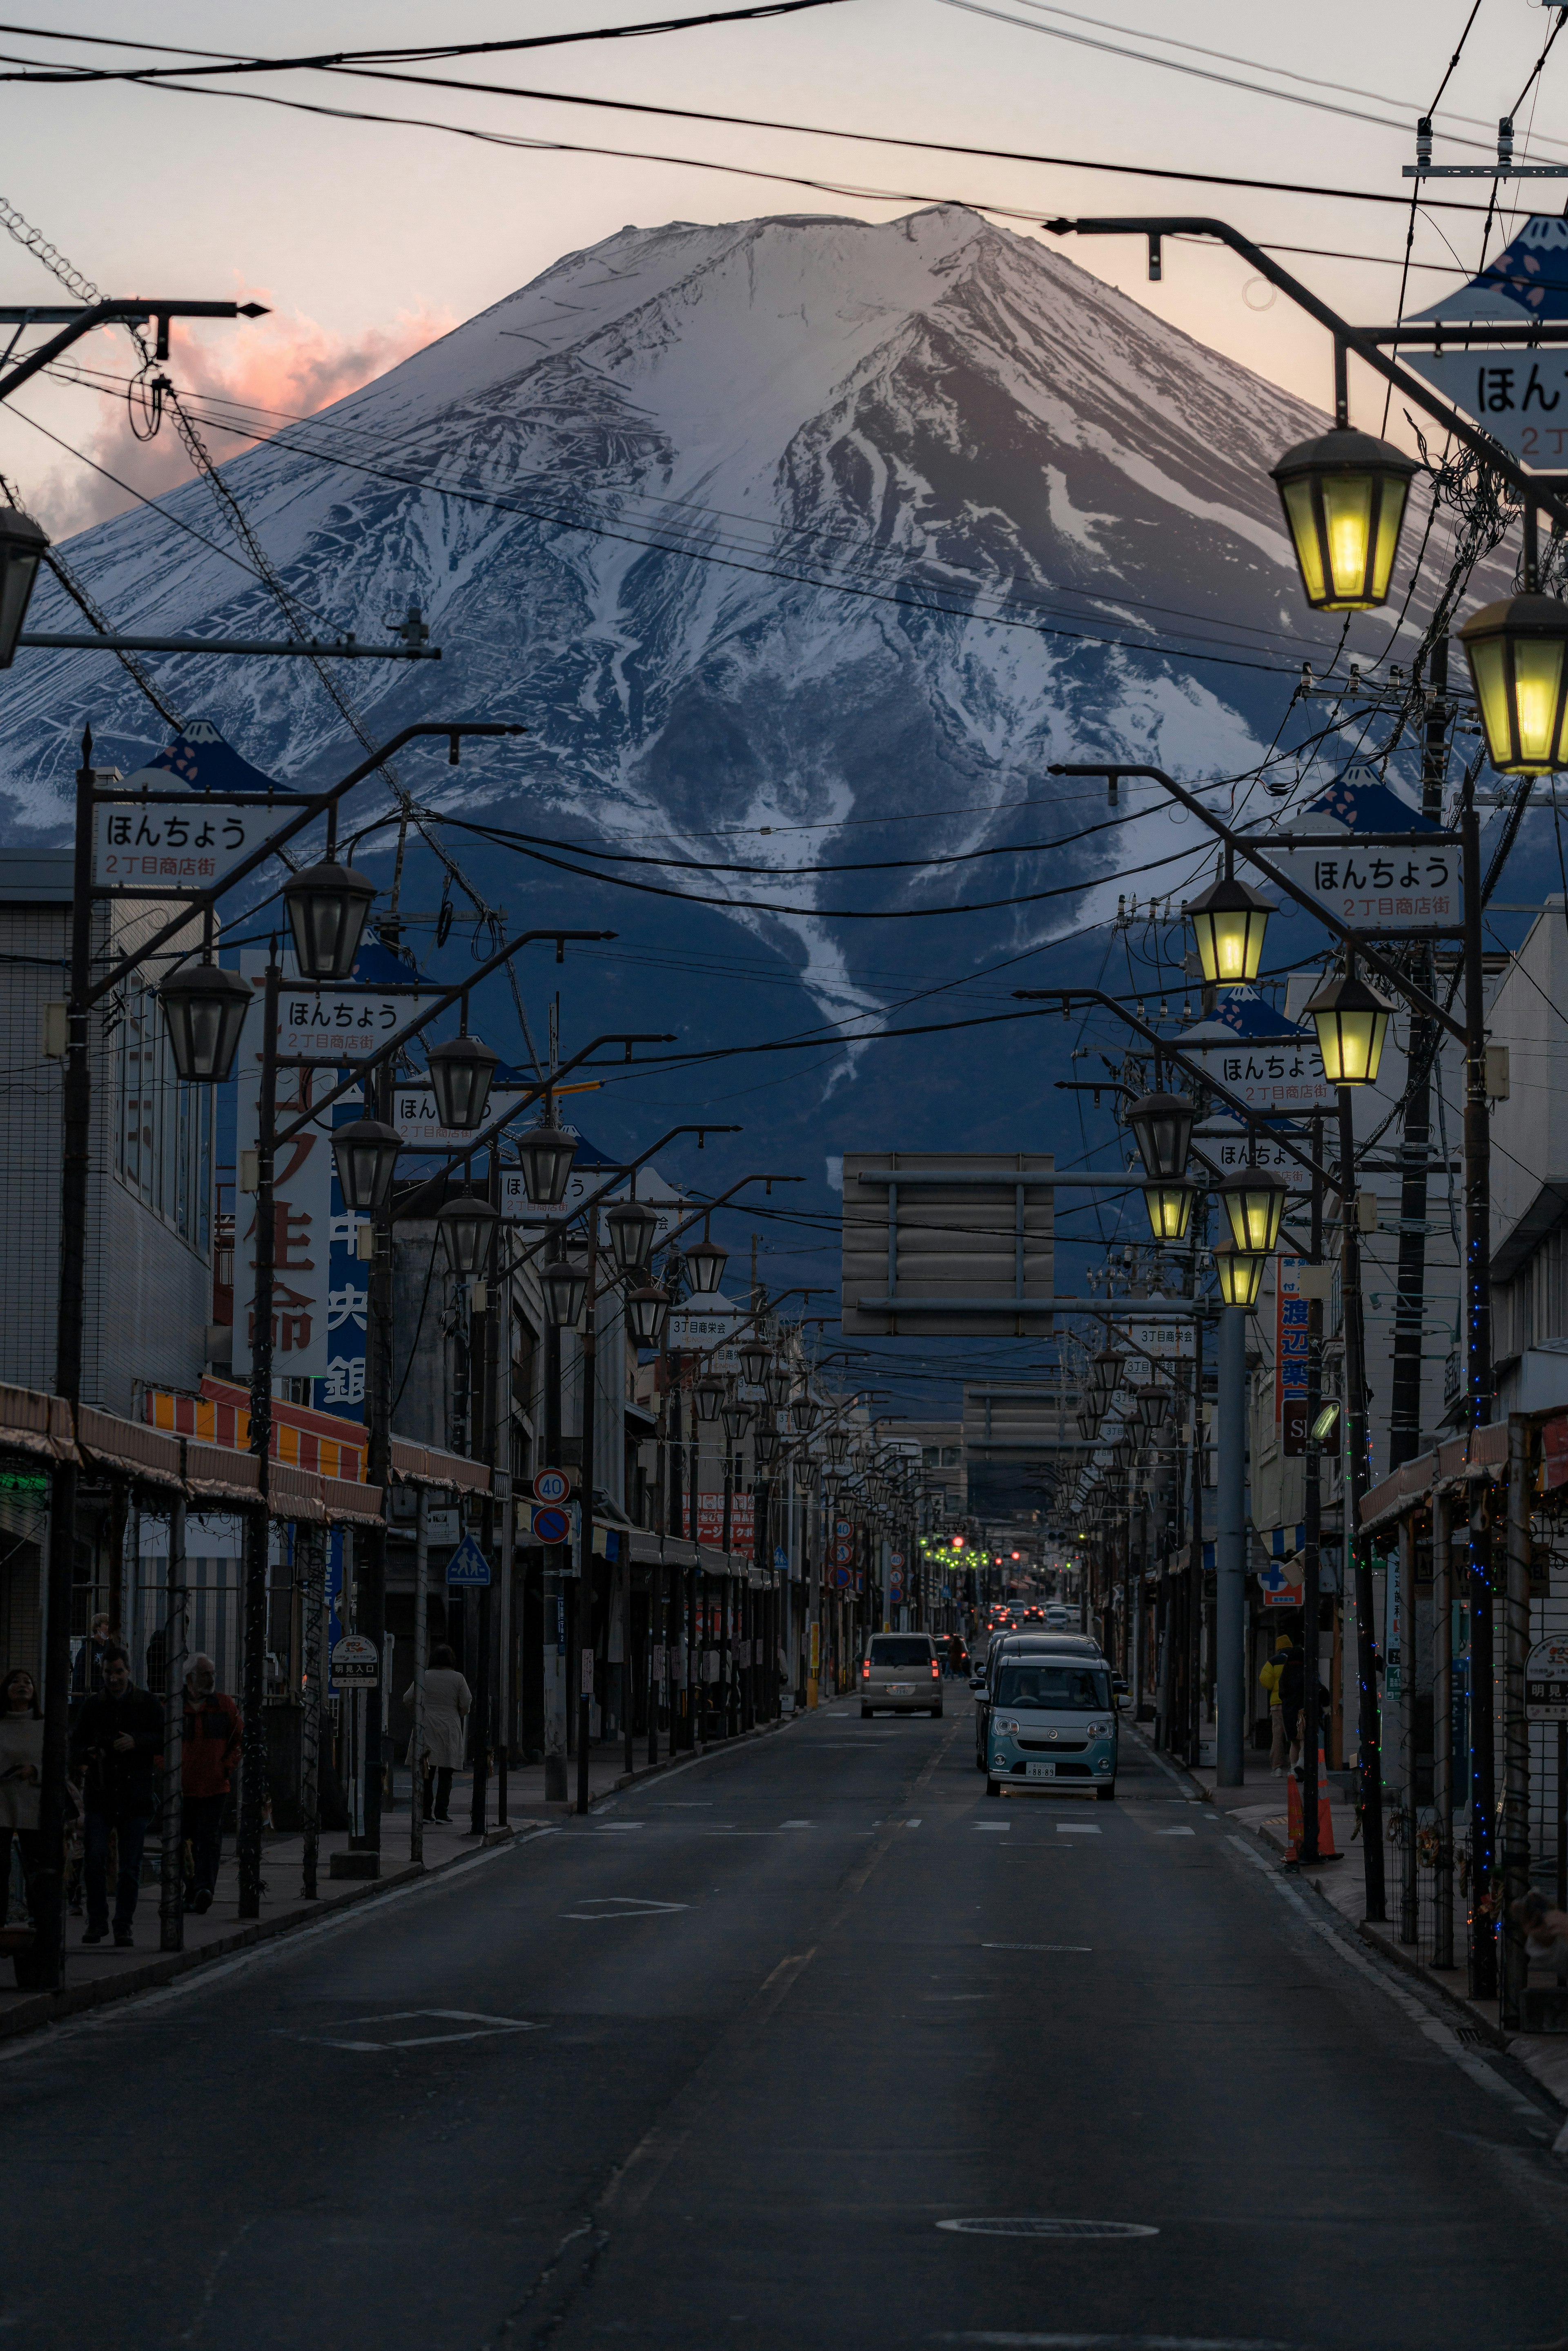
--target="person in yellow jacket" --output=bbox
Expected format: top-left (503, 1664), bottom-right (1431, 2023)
top-left (1261, 1635), bottom-right (1293, 1774)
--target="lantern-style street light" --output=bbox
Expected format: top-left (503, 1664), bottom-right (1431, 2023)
top-left (754, 1422), bottom-right (780, 1466)
top-left (1087, 1347), bottom-right (1127, 1402)
top-left (1305, 958), bottom-right (1391, 1087)
top-left (1213, 1241), bottom-right (1267, 1310)
top-left (331, 1116), bottom-right (403, 1214)
top-left (738, 1337), bottom-right (772, 1386)
top-left (1271, 427), bottom-right (1417, 612)
top-left (158, 959), bottom-right (252, 1085)
top-left (1127, 1090), bottom-right (1194, 1180)
top-left (1142, 1176), bottom-right (1198, 1243)
top-left (1185, 850), bottom-right (1272, 987)
top-left (0, 506), bottom-right (48, 668)
top-left (1459, 593), bottom-right (1568, 776)
top-left (514, 1119), bottom-right (577, 1206)
top-left (606, 1196), bottom-right (659, 1276)
top-left (624, 1283), bottom-right (670, 1347)
top-left (426, 1032), bottom-right (500, 1133)
top-left (684, 1230), bottom-right (728, 1294)
top-left (1219, 1166), bottom-right (1289, 1257)
top-left (693, 1372), bottom-right (725, 1424)
top-left (764, 1364), bottom-right (793, 1408)
top-left (540, 1253), bottom-right (591, 1329)
top-left (437, 1192), bottom-right (499, 1279)
top-left (826, 1426), bottom-right (852, 1464)
top-left (721, 1395), bottom-right (754, 1444)
top-left (283, 859), bottom-right (376, 981)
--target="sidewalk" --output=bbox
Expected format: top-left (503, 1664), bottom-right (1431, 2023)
top-left (0, 1714), bottom-right (796, 2042)
top-left (1179, 1738), bottom-right (1568, 2120)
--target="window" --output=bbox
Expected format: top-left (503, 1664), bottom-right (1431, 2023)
top-left (942, 1445), bottom-right (961, 1467)
top-left (922, 1446), bottom-right (940, 1468)
top-left (116, 978), bottom-right (211, 1255)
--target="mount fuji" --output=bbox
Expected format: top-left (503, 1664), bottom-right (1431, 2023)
top-left (0, 204), bottom-right (1399, 1308)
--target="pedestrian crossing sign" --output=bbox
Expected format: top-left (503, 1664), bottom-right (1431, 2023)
top-left (445, 1533), bottom-right (492, 1587)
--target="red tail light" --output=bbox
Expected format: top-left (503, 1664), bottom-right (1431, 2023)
top-left (861, 1661), bottom-right (870, 1678)
top-left (931, 1660), bottom-right (940, 1678)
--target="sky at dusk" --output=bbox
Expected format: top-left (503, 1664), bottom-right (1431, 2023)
top-left (0, 0), bottom-right (1561, 535)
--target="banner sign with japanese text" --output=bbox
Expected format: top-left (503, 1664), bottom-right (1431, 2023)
top-left (278, 987), bottom-right (441, 1063)
top-left (1178, 990), bottom-right (1334, 1114)
top-left (94, 722), bottom-right (304, 894)
top-left (681, 1490), bottom-right (755, 1555)
top-left (1264, 771), bottom-right (1458, 934)
top-left (1276, 1256), bottom-right (1308, 1455)
top-left (396, 1085), bottom-right (532, 1153)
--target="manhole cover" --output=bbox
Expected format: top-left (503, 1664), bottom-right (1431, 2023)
top-left (936, 2218), bottom-right (1158, 2240)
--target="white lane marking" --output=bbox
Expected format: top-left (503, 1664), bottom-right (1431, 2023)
top-left (1156, 1827), bottom-right (1197, 1837)
top-left (0, 1834), bottom-right (530, 2059)
top-left (1056, 1823), bottom-right (1102, 1835)
top-left (1225, 1834), bottom-right (1548, 2129)
top-left (933, 2335), bottom-right (1289, 2348)
top-left (982, 1943), bottom-right (1092, 1952)
top-left (973, 1821), bottom-right (1011, 1832)
top-left (906, 1818), bottom-right (923, 1829)
top-left (780, 1819), bottom-right (811, 1829)
top-left (936, 2217), bottom-right (1156, 2239)
top-left (294, 2008), bottom-right (543, 2052)
top-left (561, 1895), bottom-right (689, 1920)
top-left (924, 1993), bottom-right (996, 2001)
top-left (593, 1823), bottom-right (644, 1832)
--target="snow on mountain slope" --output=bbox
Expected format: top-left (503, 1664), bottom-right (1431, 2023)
top-left (0, 205), bottom-right (1363, 1050)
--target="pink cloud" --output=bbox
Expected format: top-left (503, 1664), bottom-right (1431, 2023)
top-left (25, 300), bottom-right (455, 542)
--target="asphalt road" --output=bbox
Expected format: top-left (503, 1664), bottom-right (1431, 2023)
top-left (7, 1698), bottom-right (1568, 2351)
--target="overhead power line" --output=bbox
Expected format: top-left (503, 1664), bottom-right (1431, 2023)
top-left (0, 38), bottom-right (1501, 216)
top-left (0, 2), bottom-right (860, 82)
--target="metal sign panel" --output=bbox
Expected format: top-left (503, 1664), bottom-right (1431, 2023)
top-left (396, 1085), bottom-right (532, 1152)
top-left (841, 1153), bottom-right (1056, 1336)
top-left (1178, 991), bottom-right (1335, 1114)
top-left (1265, 773), bottom-right (1459, 933)
top-left (1528, 1636), bottom-right (1568, 1720)
top-left (445, 1533), bottom-right (492, 1587)
top-left (1404, 347), bottom-right (1568, 473)
top-left (330, 1632), bottom-right (379, 1686)
top-left (279, 987), bottom-right (442, 1063)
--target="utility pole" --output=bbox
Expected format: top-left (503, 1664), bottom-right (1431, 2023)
top-left (1388, 638), bottom-right (1449, 1473)
top-left (238, 954), bottom-right (281, 1920)
top-left (1296, 1165), bottom-right (1325, 1865)
top-left (1215, 1307), bottom-right (1247, 1785)
top-left (1339, 1083), bottom-right (1385, 1923)
top-left (576, 1226), bottom-right (600, 1816)
top-left (1461, 782), bottom-right (1497, 1995)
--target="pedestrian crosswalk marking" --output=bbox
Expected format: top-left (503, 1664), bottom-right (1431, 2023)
top-left (973, 1820), bottom-right (1011, 1832)
top-left (1056, 1823), bottom-right (1101, 1834)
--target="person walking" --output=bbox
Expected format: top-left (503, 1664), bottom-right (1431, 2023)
top-left (181, 1654), bottom-right (242, 1914)
top-left (71, 1613), bottom-right (114, 1707)
top-left (2, 1666), bottom-right (44, 1977)
top-left (406, 1644), bottom-right (469, 1824)
top-left (1261, 1635), bottom-right (1293, 1775)
top-left (70, 1650), bottom-right (161, 1948)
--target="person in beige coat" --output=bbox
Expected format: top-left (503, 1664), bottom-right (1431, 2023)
top-left (405, 1643), bottom-right (470, 1824)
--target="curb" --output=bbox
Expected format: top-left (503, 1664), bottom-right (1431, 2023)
top-left (0, 1819), bottom-right (546, 2046)
top-left (597, 1707), bottom-right (797, 1806)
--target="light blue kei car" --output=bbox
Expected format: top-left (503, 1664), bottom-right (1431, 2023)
top-left (984, 1654), bottom-right (1118, 1801)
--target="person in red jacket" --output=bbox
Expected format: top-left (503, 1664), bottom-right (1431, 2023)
top-left (181, 1655), bottom-right (242, 1914)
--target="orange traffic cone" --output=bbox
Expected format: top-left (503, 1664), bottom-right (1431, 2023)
top-left (1287, 1741), bottom-right (1339, 1862)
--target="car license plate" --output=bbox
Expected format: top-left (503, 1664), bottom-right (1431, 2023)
top-left (889, 1682), bottom-right (911, 1694)
top-left (1025, 1760), bottom-right (1056, 1779)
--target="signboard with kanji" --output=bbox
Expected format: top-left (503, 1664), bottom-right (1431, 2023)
top-left (1528, 1637), bottom-right (1568, 1721)
top-left (278, 987), bottom-right (441, 1063)
top-left (1267, 774), bottom-right (1458, 935)
top-left (1178, 990), bottom-right (1334, 1114)
top-left (233, 958), bottom-right (335, 1380)
top-left (1276, 1256), bottom-right (1308, 1455)
top-left (398, 1085), bottom-right (531, 1152)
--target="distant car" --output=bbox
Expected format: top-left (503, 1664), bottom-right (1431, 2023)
top-left (860, 1633), bottom-right (943, 1718)
top-left (1044, 1604), bottom-right (1074, 1629)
